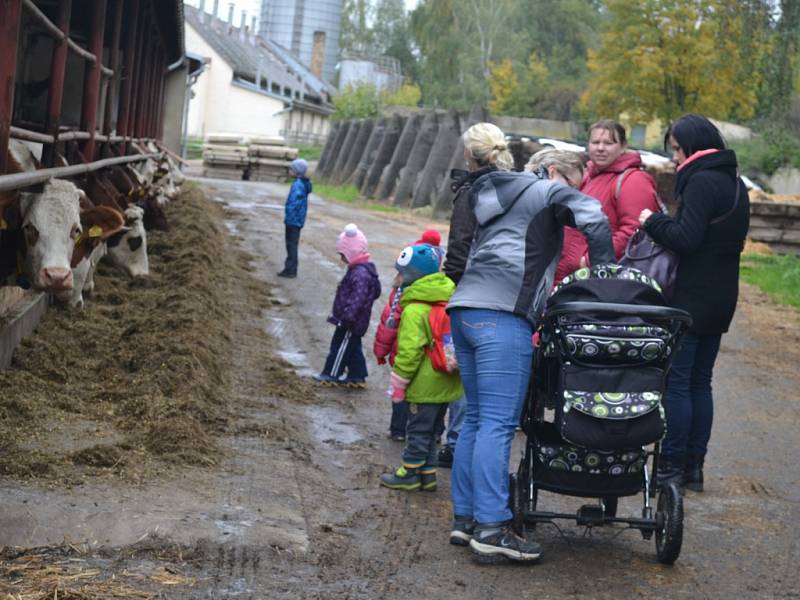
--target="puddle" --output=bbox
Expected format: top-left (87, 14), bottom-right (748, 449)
top-left (265, 314), bottom-right (313, 375)
top-left (307, 406), bottom-right (363, 444)
top-left (228, 200), bottom-right (257, 210)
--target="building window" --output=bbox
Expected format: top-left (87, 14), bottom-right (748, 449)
top-left (631, 124), bottom-right (647, 147)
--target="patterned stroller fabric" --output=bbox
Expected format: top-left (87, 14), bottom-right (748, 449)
top-left (541, 264), bottom-right (676, 452)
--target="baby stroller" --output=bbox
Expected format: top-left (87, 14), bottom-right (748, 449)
top-left (510, 264), bottom-right (692, 564)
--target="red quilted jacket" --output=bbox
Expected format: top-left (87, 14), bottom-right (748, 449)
top-left (373, 287), bottom-right (403, 365)
top-left (555, 151), bottom-right (659, 283)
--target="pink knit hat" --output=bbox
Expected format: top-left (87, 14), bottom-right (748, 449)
top-left (335, 223), bottom-right (369, 264)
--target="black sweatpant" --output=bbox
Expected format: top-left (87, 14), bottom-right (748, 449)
top-left (322, 325), bottom-right (367, 380)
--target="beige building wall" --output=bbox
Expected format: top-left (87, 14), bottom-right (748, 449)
top-left (185, 23), bottom-right (285, 139)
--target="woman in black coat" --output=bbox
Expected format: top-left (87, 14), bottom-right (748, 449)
top-left (639, 114), bottom-right (749, 491)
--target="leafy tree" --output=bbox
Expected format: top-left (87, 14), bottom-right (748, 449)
top-left (340, 0), bottom-right (375, 58)
top-left (763, 0), bottom-right (800, 122)
top-left (582, 0), bottom-right (770, 122)
top-left (488, 59), bottom-right (518, 114)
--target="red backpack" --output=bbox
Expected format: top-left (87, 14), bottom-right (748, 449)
top-left (419, 301), bottom-right (458, 374)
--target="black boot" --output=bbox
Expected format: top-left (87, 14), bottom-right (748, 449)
top-left (684, 455), bottom-right (704, 492)
top-left (656, 457), bottom-right (685, 491)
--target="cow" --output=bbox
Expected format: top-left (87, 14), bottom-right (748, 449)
top-left (56, 205), bottom-right (127, 309)
top-left (0, 177), bottom-right (82, 292)
top-left (104, 205), bottom-right (149, 278)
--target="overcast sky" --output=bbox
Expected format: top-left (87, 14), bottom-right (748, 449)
top-left (185, 0), bottom-right (421, 29)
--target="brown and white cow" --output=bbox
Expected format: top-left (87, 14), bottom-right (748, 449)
top-left (104, 205), bottom-right (149, 278)
top-left (0, 177), bottom-right (82, 292)
top-left (56, 205), bottom-right (127, 308)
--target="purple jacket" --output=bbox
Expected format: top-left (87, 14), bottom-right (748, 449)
top-left (329, 261), bottom-right (382, 336)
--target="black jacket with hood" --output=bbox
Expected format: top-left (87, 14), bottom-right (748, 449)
top-left (643, 149), bottom-right (749, 335)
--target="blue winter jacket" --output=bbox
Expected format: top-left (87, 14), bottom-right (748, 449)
top-left (285, 177), bottom-right (312, 228)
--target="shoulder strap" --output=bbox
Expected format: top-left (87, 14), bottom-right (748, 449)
top-left (709, 175), bottom-right (741, 226)
top-left (614, 168), bottom-right (636, 201)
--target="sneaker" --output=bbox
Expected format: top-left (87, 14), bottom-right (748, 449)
top-left (469, 522), bottom-right (543, 562)
top-left (437, 446), bottom-right (454, 469)
top-left (277, 270), bottom-right (296, 278)
top-left (312, 373), bottom-right (339, 386)
top-left (389, 434), bottom-right (406, 442)
top-left (339, 377), bottom-right (367, 389)
top-left (449, 515), bottom-right (475, 546)
top-left (420, 470), bottom-right (437, 492)
top-left (380, 465), bottom-right (421, 491)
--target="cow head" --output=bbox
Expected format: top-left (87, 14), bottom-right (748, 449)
top-left (19, 179), bottom-right (82, 292)
top-left (105, 205), bottom-right (149, 277)
top-left (56, 205), bottom-right (126, 308)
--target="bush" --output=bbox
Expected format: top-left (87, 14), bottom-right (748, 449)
top-left (731, 128), bottom-right (800, 176)
top-left (333, 84), bottom-right (380, 120)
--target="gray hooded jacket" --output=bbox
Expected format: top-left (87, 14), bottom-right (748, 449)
top-left (447, 170), bottom-right (615, 324)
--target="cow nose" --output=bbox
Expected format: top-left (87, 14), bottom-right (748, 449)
top-left (41, 267), bottom-right (74, 290)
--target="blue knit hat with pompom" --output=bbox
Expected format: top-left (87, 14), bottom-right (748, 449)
top-left (395, 244), bottom-right (440, 285)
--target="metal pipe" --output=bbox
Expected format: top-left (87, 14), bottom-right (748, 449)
top-left (42, 0), bottom-right (72, 168)
top-left (21, 0), bottom-right (102, 66)
top-left (0, 0), bottom-right (23, 175)
top-left (10, 126), bottom-right (54, 144)
top-left (0, 153), bottom-right (158, 192)
top-left (79, 0), bottom-right (108, 160)
top-left (167, 57), bottom-right (185, 72)
top-left (103, 0), bottom-right (124, 136)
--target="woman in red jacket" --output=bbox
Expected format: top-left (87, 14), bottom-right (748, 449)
top-left (555, 120), bottom-right (660, 283)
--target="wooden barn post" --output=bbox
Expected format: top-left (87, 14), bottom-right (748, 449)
top-left (80, 0), bottom-right (108, 160)
top-left (0, 0), bottom-right (23, 174)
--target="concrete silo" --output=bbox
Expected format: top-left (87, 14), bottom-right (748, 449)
top-left (259, 0), bottom-right (343, 84)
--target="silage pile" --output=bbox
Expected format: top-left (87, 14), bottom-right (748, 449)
top-left (0, 185), bottom-right (240, 480)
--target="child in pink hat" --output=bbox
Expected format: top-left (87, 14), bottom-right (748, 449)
top-left (313, 224), bottom-right (382, 388)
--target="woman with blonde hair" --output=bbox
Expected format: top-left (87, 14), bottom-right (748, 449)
top-left (447, 144), bottom-right (614, 562)
top-left (443, 122), bottom-right (514, 284)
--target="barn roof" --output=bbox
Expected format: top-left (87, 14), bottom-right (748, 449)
top-left (184, 6), bottom-right (334, 108)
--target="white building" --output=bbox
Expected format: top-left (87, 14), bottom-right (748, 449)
top-left (185, 5), bottom-right (336, 144)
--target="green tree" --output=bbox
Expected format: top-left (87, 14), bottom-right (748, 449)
top-left (340, 0), bottom-right (375, 58)
top-left (582, 0), bottom-right (769, 122)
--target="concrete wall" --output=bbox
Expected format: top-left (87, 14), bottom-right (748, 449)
top-left (767, 167), bottom-right (800, 195)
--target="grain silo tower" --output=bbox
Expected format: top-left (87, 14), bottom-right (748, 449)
top-left (259, 0), bottom-right (343, 84)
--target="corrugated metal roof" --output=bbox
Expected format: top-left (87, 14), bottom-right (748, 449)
top-left (184, 5), bottom-right (334, 107)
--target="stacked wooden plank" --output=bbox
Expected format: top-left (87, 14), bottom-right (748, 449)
top-left (202, 135), bottom-right (247, 180)
top-left (247, 137), bottom-right (299, 183)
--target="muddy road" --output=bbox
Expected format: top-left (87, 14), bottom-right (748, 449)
top-left (2, 177), bottom-right (799, 599)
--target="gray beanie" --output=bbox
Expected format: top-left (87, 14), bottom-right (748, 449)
top-left (290, 158), bottom-right (308, 177)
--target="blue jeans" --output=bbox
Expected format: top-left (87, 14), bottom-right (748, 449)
top-left (661, 333), bottom-right (722, 462)
top-left (450, 308), bottom-right (533, 524)
top-left (284, 225), bottom-right (301, 275)
top-left (446, 396), bottom-right (466, 449)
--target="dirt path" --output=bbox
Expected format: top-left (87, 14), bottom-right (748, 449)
top-left (2, 177), bottom-right (799, 599)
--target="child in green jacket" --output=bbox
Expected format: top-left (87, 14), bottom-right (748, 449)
top-left (380, 244), bottom-right (464, 492)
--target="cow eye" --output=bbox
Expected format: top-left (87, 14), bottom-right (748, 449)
top-left (70, 224), bottom-right (82, 240)
top-left (24, 223), bottom-right (40, 246)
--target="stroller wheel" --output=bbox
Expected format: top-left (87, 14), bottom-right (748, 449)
top-left (655, 482), bottom-right (683, 564)
top-left (602, 496), bottom-right (618, 518)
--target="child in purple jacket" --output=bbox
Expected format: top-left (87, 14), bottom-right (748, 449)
top-left (313, 223), bottom-right (382, 388)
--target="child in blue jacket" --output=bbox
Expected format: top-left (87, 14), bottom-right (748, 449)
top-left (278, 159), bottom-right (312, 278)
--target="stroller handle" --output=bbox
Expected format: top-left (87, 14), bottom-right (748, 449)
top-left (545, 301), bottom-right (693, 327)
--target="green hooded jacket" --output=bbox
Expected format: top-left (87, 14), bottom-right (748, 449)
top-left (393, 272), bottom-right (464, 404)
